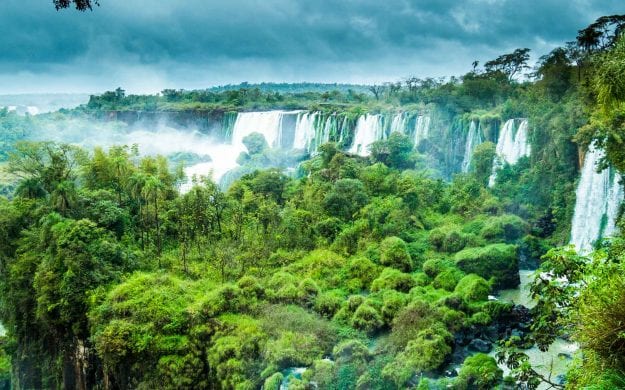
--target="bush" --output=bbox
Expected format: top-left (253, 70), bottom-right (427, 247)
top-left (370, 268), bottom-right (415, 293)
top-left (334, 295), bottom-right (366, 323)
top-left (429, 225), bottom-right (469, 253)
top-left (324, 179), bottom-right (369, 220)
top-left (454, 244), bottom-right (519, 289)
top-left (480, 214), bottom-right (528, 242)
top-left (315, 217), bottom-right (343, 242)
top-left (455, 353), bottom-right (503, 389)
top-left (265, 331), bottom-right (324, 368)
top-left (382, 324), bottom-right (453, 385)
top-left (433, 268), bottom-right (464, 291)
top-left (381, 290), bottom-right (408, 325)
top-left (346, 256), bottom-right (381, 289)
top-left (237, 275), bottom-right (264, 299)
top-left (351, 303), bottom-right (384, 333)
top-left (422, 258), bottom-right (454, 278)
top-left (314, 290), bottom-right (345, 318)
top-left (390, 300), bottom-right (443, 348)
top-left (379, 236), bottom-right (413, 271)
top-left (333, 339), bottom-right (370, 365)
top-left (263, 372), bottom-right (283, 390)
top-left (454, 274), bottom-right (491, 302)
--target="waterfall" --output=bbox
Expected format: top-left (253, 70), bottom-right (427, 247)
top-left (488, 119), bottom-right (530, 186)
top-left (231, 111), bottom-right (287, 150)
top-left (184, 111), bottom-right (291, 189)
top-left (461, 120), bottom-right (483, 173)
top-left (413, 115), bottom-right (431, 145)
top-left (390, 112), bottom-right (408, 134)
top-left (292, 111), bottom-right (318, 151)
top-left (292, 112), bottom-right (347, 154)
top-left (570, 147), bottom-right (624, 254)
top-left (349, 114), bottom-right (384, 156)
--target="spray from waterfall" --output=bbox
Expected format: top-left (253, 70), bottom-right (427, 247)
top-left (570, 147), bottom-right (623, 254)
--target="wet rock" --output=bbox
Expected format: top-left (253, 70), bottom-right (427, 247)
top-left (557, 353), bottom-right (572, 360)
top-left (468, 339), bottom-right (492, 353)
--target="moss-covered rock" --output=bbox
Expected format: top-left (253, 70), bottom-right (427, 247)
top-left (454, 274), bottom-right (491, 302)
top-left (454, 244), bottom-right (519, 289)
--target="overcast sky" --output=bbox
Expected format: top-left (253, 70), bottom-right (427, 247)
top-left (0, 0), bottom-right (622, 94)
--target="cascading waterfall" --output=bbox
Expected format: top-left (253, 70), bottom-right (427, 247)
top-left (413, 115), bottom-right (431, 145)
top-left (292, 112), bottom-right (346, 154)
top-left (292, 111), bottom-right (318, 151)
top-left (348, 114), bottom-right (384, 156)
top-left (390, 112), bottom-right (409, 134)
top-left (185, 111), bottom-right (291, 189)
top-left (570, 147), bottom-right (624, 254)
top-left (461, 120), bottom-right (483, 173)
top-left (231, 111), bottom-right (287, 149)
top-left (488, 119), bottom-right (531, 186)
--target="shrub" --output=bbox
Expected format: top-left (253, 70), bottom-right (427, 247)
top-left (351, 303), bottom-right (384, 333)
top-left (432, 268), bottom-right (464, 291)
top-left (455, 353), bottom-right (503, 389)
top-left (422, 258), bottom-right (454, 278)
top-left (382, 324), bottom-right (453, 385)
top-left (390, 300), bottom-right (443, 348)
top-left (381, 290), bottom-right (408, 325)
top-left (263, 373), bottom-right (283, 390)
top-left (346, 256), bottom-right (381, 289)
top-left (454, 274), bottom-right (491, 302)
top-left (237, 275), bottom-right (264, 299)
top-left (314, 290), bottom-right (345, 318)
top-left (333, 339), bottom-right (370, 365)
top-left (315, 217), bottom-right (343, 242)
top-left (265, 331), bottom-right (324, 368)
top-left (370, 268), bottom-right (415, 293)
top-left (334, 295), bottom-right (365, 323)
top-left (428, 225), bottom-right (469, 253)
top-left (454, 244), bottom-right (519, 289)
top-left (379, 236), bottom-right (413, 271)
top-left (286, 249), bottom-right (345, 289)
top-left (480, 214), bottom-right (528, 243)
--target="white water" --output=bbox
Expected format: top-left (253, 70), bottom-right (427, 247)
top-left (185, 111), bottom-right (293, 188)
top-left (413, 115), bottom-right (431, 145)
top-left (231, 111), bottom-right (288, 150)
top-left (488, 119), bottom-right (531, 186)
top-left (292, 111), bottom-right (317, 151)
top-left (390, 112), bottom-right (408, 134)
top-left (461, 120), bottom-right (483, 173)
top-left (570, 147), bottom-right (623, 254)
top-left (349, 114), bottom-right (384, 156)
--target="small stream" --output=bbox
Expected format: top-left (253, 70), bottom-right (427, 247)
top-left (493, 270), bottom-right (577, 388)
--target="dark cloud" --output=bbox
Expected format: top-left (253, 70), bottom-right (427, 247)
top-left (0, 0), bottom-right (622, 93)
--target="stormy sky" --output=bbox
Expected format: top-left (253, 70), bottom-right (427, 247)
top-left (0, 0), bottom-right (622, 94)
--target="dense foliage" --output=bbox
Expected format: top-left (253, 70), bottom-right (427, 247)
top-left (0, 14), bottom-right (624, 390)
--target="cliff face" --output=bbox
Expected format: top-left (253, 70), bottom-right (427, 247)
top-left (100, 109), bottom-right (229, 139)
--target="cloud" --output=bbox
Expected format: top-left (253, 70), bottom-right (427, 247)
top-left (0, 0), bottom-right (622, 93)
